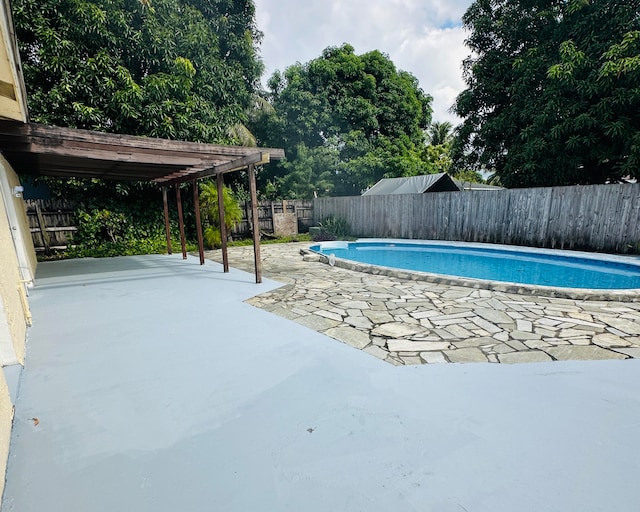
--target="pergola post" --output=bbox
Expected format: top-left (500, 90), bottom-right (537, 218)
top-left (247, 163), bottom-right (262, 283)
top-left (193, 180), bottom-right (205, 265)
top-left (175, 183), bottom-right (187, 259)
top-left (162, 187), bottom-right (172, 255)
top-left (216, 173), bottom-right (229, 272)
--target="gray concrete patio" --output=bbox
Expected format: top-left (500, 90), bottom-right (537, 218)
top-left (3, 253), bottom-right (640, 511)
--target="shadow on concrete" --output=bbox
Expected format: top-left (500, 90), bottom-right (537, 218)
top-left (33, 254), bottom-right (260, 291)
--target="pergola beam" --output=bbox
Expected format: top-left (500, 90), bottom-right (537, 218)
top-left (0, 120), bottom-right (282, 160)
top-left (26, 141), bottom-right (215, 167)
top-left (156, 152), bottom-right (270, 186)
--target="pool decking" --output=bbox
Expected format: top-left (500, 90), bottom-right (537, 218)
top-left (208, 243), bottom-right (640, 365)
top-left (3, 253), bottom-right (640, 511)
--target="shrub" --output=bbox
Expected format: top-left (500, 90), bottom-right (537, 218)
top-left (312, 215), bottom-right (350, 242)
top-left (203, 226), bottom-right (222, 249)
top-left (199, 182), bottom-right (242, 249)
top-left (75, 209), bottom-right (128, 246)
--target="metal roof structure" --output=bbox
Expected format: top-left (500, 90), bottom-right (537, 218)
top-left (362, 173), bottom-right (460, 195)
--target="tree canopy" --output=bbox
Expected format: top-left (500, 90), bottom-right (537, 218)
top-left (12, 0), bottom-right (266, 257)
top-left (453, 0), bottom-right (640, 187)
top-left (13, 0), bottom-right (263, 143)
top-left (252, 44), bottom-right (435, 197)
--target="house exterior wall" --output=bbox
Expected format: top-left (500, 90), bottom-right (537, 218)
top-left (0, 154), bottom-right (36, 280)
top-left (0, 157), bottom-right (32, 365)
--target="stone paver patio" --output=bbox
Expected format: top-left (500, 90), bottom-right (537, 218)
top-left (204, 243), bottom-right (640, 365)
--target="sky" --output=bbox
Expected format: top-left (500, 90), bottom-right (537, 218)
top-left (253, 0), bottom-right (474, 126)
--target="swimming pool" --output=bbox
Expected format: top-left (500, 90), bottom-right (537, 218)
top-left (309, 240), bottom-right (640, 300)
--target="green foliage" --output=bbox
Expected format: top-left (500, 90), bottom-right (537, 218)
top-left (453, 0), bottom-right (640, 187)
top-left (13, 0), bottom-right (263, 142)
top-left (277, 143), bottom-right (337, 198)
top-left (75, 209), bottom-right (128, 245)
top-left (313, 215), bottom-right (350, 242)
top-left (251, 44), bottom-right (434, 197)
top-left (34, 177), bottom-right (197, 259)
top-left (451, 167), bottom-right (485, 184)
top-left (203, 226), bottom-right (222, 250)
top-left (13, 0), bottom-right (264, 257)
top-left (427, 121), bottom-right (453, 146)
top-left (198, 181), bottom-right (242, 248)
top-left (422, 143), bottom-right (453, 175)
top-left (50, 205), bottom-right (193, 260)
top-left (63, 236), bottom-right (175, 259)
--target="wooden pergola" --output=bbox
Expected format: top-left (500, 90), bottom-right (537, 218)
top-left (0, 120), bottom-right (285, 282)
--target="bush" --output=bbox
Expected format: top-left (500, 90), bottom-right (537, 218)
top-left (75, 209), bottom-right (128, 246)
top-left (199, 182), bottom-right (243, 249)
top-left (204, 226), bottom-right (222, 249)
top-left (64, 237), bottom-right (170, 258)
top-left (312, 215), bottom-right (350, 242)
top-left (33, 178), bottom-right (202, 260)
top-left (47, 207), bottom-right (195, 260)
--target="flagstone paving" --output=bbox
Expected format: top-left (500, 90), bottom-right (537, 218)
top-left (204, 243), bottom-right (640, 365)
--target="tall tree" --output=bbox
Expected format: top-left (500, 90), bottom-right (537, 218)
top-left (453, 0), bottom-right (640, 187)
top-left (12, 0), bottom-right (265, 255)
top-left (12, 0), bottom-right (263, 143)
top-left (252, 44), bottom-right (433, 197)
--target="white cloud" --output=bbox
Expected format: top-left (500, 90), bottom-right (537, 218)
top-left (394, 26), bottom-right (469, 123)
top-left (254, 0), bottom-right (474, 125)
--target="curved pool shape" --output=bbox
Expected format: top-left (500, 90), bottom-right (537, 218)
top-left (310, 240), bottom-right (640, 298)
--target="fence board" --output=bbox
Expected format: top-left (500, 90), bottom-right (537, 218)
top-left (231, 199), bottom-right (313, 237)
top-left (26, 198), bottom-right (314, 251)
top-left (314, 184), bottom-right (640, 254)
top-left (25, 199), bottom-right (77, 251)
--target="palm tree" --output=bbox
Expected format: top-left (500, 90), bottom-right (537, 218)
top-left (427, 121), bottom-right (453, 146)
top-left (199, 182), bottom-right (243, 248)
top-left (227, 94), bottom-right (276, 147)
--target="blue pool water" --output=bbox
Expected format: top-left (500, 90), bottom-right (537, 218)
top-left (310, 241), bottom-right (640, 290)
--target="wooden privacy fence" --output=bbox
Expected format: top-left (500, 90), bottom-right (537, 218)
top-left (231, 199), bottom-right (313, 237)
top-left (313, 183), bottom-right (640, 254)
top-left (25, 199), bottom-right (77, 253)
top-left (25, 198), bottom-right (314, 251)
